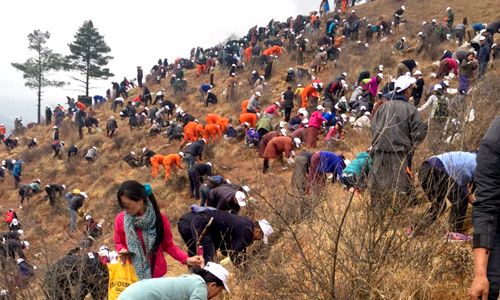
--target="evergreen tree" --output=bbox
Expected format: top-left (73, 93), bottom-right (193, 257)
top-left (11, 30), bottom-right (66, 124)
top-left (67, 20), bottom-right (113, 96)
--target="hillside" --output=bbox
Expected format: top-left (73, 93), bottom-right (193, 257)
top-left (1, 0), bottom-right (499, 299)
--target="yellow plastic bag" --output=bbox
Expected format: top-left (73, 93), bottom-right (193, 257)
top-left (107, 261), bottom-right (138, 300)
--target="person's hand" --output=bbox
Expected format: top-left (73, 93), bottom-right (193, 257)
top-left (186, 255), bottom-right (205, 268)
top-left (118, 249), bottom-right (130, 264)
top-left (469, 274), bottom-right (489, 299)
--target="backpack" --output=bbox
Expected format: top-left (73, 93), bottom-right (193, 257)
top-left (434, 94), bottom-right (449, 120)
top-left (4, 210), bottom-right (16, 224)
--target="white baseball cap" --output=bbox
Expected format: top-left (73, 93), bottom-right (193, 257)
top-left (293, 137), bottom-right (301, 148)
top-left (242, 185), bottom-right (251, 193)
top-left (235, 191), bottom-right (247, 207)
top-left (316, 105), bottom-right (325, 111)
top-left (255, 91), bottom-right (262, 97)
top-left (394, 75), bottom-right (417, 92)
top-left (280, 128), bottom-right (287, 136)
top-left (258, 219), bottom-right (273, 244)
top-left (22, 241), bottom-right (30, 249)
top-left (178, 152), bottom-right (184, 157)
top-left (204, 262), bottom-right (230, 292)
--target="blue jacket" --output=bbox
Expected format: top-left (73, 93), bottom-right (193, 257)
top-left (318, 151), bottom-right (345, 178)
top-left (12, 162), bottom-right (22, 177)
top-left (478, 45), bottom-right (490, 63)
top-left (434, 151), bottom-right (477, 187)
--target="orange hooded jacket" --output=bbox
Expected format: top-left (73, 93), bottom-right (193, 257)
top-left (301, 84), bottom-right (317, 108)
top-left (239, 113), bottom-right (258, 127)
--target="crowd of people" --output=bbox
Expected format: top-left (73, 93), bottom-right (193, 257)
top-left (0, 0), bottom-right (499, 298)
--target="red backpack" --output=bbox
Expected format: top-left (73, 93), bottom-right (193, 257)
top-left (4, 210), bottom-right (16, 224)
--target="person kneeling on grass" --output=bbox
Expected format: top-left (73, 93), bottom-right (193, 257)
top-left (118, 263), bottom-right (230, 300)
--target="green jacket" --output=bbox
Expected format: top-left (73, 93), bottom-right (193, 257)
top-left (343, 152), bottom-right (372, 176)
top-left (256, 116), bottom-right (273, 132)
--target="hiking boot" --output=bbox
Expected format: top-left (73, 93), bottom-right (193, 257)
top-left (445, 232), bottom-right (472, 242)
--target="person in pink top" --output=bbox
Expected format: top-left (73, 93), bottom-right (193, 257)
top-left (365, 73), bottom-right (383, 100)
top-left (305, 105), bottom-right (326, 148)
top-left (114, 180), bottom-right (204, 280)
top-left (263, 102), bottom-right (282, 118)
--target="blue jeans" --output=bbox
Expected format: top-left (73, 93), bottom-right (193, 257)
top-left (69, 208), bottom-right (77, 232)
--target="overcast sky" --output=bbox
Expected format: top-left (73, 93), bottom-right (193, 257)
top-left (0, 0), bottom-right (319, 126)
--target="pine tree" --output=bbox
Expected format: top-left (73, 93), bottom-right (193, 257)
top-left (67, 20), bottom-right (113, 96)
top-left (11, 30), bottom-right (66, 124)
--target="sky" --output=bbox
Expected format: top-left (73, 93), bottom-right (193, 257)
top-left (0, 0), bottom-right (319, 127)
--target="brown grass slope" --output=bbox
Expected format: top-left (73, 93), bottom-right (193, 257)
top-left (0, 0), bottom-right (499, 298)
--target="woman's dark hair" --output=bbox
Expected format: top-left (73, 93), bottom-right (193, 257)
top-left (117, 180), bottom-right (164, 263)
top-left (192, 268), bottom-right (224, 287)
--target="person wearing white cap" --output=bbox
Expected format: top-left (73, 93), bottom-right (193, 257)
top-left (65, 189), bottom-right (88, 232)
top-left (246, 92), bottom-right (261, 113)
top-left (84, 146), bottom-right (98, 163)
top-left (106, 115), bottom-right (118, 138)
top-left (188, 162), bottom-right (213, 199)
top-left (370, 74), bottom-right (427, 214)
top-left (477, 35), bottom-right (490, 78)
top-left (117, 262), bottom-right (230, 300)
top-left (262, 135), bottom-right (300, 173)
top-left (45, 183), bottom-right (66, 208)
top-left (178, 209), bottom-right (273, 266)
top-left (394, 36), bottom-right (408, 51)
top-left (458, 52), bottom-right (478, 94)
top-left (258, 129), bottom-right (286, 158)
top-left (393, 5), bottom-right (405, 33)
top-left (305, 105), bottom-right (326, 148)
top-left (445, 7), bottom-right (454, 29)
top-left (3, 237), bottom-right (29, 260)
top-left (418, 84), bottom-right (450, 151)
top-left (207, 185), bottom-right (246, 214)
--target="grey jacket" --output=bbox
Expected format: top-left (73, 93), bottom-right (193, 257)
top-left (371, 95), bottom-right (427, 152)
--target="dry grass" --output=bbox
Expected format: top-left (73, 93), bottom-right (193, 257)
top-left (0, 0), bottom-right (499, 298)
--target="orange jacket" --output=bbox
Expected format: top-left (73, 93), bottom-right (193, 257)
top-left (195, 124), bottom-right (205, 138)
top-left (217, 118), bottom-right (229, 132)
top-left (163, 154), bottom-right (184, 169)
top-left (206, 114), bottom-right (221, 125)
top-left (183, 121), bottom-right (198, 135)
top-left (204, 123), bottom-right (222, 139)
top-left (244, 47), bottom-right (252, 62)
top-left (301, 84), bottom-right (317, 108)
top-left (239, 113), bottom-right (258, 127)
top-left (241, 99), bottom-right (250, 114)
top-left (334, 36), bottom-right (345, 48)
top-left (263, 45), bottom-right (283, 57)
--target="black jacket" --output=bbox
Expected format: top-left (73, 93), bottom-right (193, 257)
top-left (190, 163), bottom-right (212, 177)
top-left (204, 210), bottom-right (254, 256)
top-left (1, 239), bottom-right (25, 259)
top-left (283, 90), bottom-right (294, 108)
top-left (185, 140), bottom-right (206, 160)
top-left (68, 195), bottom-right (85, 211)
top-left (473, 117), bottom-right (500, 249)
top-left (207, 185), bottom-right (239, 214)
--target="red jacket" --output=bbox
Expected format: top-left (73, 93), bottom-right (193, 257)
top-left (114, 212), bottom-right (188, 278)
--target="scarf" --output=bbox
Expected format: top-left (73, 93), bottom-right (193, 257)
top-left (124, 200), bottom-right (157, 280)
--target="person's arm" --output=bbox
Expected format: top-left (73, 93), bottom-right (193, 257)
top-left (409, 107), bottom-right (428, 146)
top-left (418, 95), bottom-right (434, 112)
top-left (470, 248), bottom-right (490, 299)
top-left (113, 214), bottom-right (128, 252)
top-left (161, 215), bottom-right (188, 264)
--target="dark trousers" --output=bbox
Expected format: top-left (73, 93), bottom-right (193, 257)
top-left (78, 126), bottom-right (83, 139)
top-left (188, 170), bottom-right (201, 199)
top-left (184, 154), bottom-right (195, 169)
top-left (488, 225), bottom-right (500, 300)
top-left (417, 162), bottom-right (469, 233)
top-left (199, 184), bottom-right (211, 206)
top-left (284, 107), bottom-right (293, 122)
